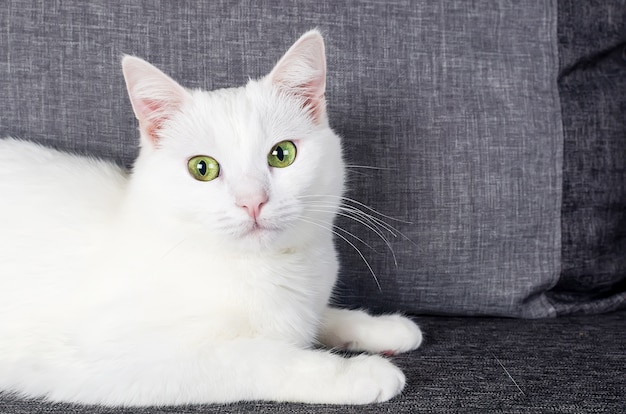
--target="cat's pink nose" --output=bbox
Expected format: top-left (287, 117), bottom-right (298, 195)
top-left (236, 193), bottom-right (268, 220)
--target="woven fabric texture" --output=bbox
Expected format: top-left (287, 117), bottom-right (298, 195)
top-left (331, 1), bottom-right (562, 318)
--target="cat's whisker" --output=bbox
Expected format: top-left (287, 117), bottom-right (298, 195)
top-left (305, 207), bottom-right (397, 265)
top-left (304, 209), bottom-right (380, 253)
top-left (339, 196), bottom-right (413, 226)
top-left (298, 195), bottom-right (417, 248)
top-left (302, 206), bottom-right (398, 261)
top-left (339, 210), bottom-right (398, 266)
top-left (335, 209), bottom-right (395, 245)
top-left (304, 202), bottom-right (395, 238)
top-left (299, 194), bottom-right (412, 224)
top-left (338, 205), bottom-right (400, 238)
top-left (345, 164), bottom-right (393, 178)
top-left (345, 164), bottom-right (396, 171)
top-left (295, 215), bottom-right (382, 292)
top-left (345, 169), bottom-right (375, 178)
top-left (299, 200), bottom-right (397, 236)
top-left (161, 237), bottom-right (190, 259)
top-left (299, 196), bottom-right (416, 260)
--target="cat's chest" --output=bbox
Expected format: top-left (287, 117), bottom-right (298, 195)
top-left (89, 239), bottom-right (337, 346)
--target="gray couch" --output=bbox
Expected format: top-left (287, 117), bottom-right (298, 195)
top-left (1, 1), bottom-right (624, 412)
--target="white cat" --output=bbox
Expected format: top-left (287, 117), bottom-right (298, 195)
top-left (0, 30), bottom-right (422, 406)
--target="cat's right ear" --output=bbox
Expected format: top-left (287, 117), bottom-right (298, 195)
top-left (122, 56), bottom-right (191, 146)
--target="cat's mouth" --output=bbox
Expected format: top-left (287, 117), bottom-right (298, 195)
top-left (227, 222), bottom-right (284, 250)
top-left (229, 214), bottom-right (296, 248)
top-left (241, 220), bottom-right (282, 238)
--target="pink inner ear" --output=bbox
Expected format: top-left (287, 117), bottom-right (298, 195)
top-left (295, 80), bottom-right (326, 123)
top-left (302, 93), bottom-right (325, 122)
top-left (134, 98), bottom-right (171, 144)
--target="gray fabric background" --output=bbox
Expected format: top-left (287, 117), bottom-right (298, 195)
top-left (0, 0), bottom-right (563, 318)
top-left (332, 2), bottom-right (563, 317)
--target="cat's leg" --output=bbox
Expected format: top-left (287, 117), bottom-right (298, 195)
top-left (41, 338), bottom-right (407, 405)
top-left (215, 340), bottom-right (407, 404)
top-left (318, 307), bottom-right (423, 355)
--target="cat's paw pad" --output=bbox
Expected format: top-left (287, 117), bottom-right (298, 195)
top-left (343, 354), bottom-right (406, 404)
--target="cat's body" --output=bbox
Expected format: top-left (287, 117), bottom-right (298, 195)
top-left (0, 31), bottom-right (422, 405)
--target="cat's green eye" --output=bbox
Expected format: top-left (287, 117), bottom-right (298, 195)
top-left (268, 141), bottom-right (297, 168)
top-left (187, 155), bottom-right (220, 181)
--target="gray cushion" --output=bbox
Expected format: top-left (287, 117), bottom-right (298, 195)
top-left (550, 0), bottom-right (626, 314)
top-left (0, 1), bottom-right (563, 317)
top-left (332, 2), bottom-right (563, 317)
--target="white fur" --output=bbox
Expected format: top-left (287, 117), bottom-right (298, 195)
top-left (0, 30), bottom-right (422, 406)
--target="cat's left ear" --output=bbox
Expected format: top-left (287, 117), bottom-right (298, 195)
top-left (267, 30), bottom-right (327, 124)
top-left (122, 56), bottom-right (192, 147)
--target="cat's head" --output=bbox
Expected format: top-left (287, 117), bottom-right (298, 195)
top-left (122, 30), bottom-right (345, 252)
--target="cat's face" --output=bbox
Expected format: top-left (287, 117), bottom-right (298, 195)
top-left (123, 31), bottom-right (344, 252)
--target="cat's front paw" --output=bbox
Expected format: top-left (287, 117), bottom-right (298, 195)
top-left (320, 309), bottom-right (423, 356)
top-left (371, 314), bottom-right (423, 356)
top-left (342, 354), bottom-right (406, 404)
top-left (342, 313), bottom-right (423, 356)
